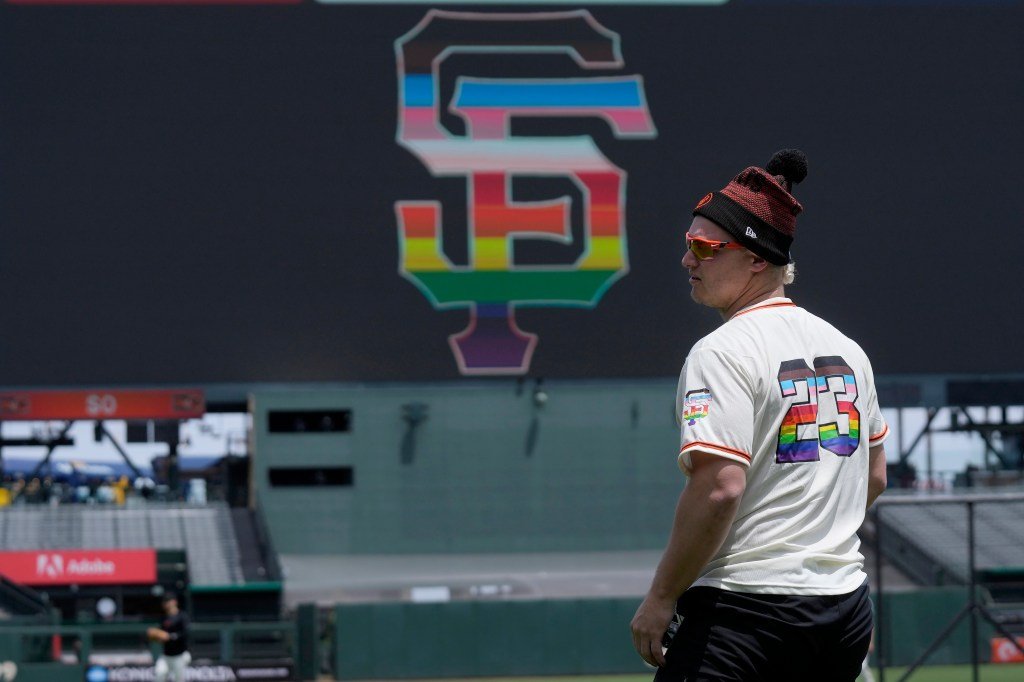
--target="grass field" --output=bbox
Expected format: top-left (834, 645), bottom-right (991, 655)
top-left (859, 666), bottom-right (1024, 682)
top-left (353, 665), bottom-right (1023, 682)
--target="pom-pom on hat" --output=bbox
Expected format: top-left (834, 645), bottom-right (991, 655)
top-left (692, 149), bottom-right (808, 265)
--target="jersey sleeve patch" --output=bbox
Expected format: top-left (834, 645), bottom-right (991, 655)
top-left (681, 388), bottom-right (713, 425)
top-left (676, 348), bottom-right (756, 475)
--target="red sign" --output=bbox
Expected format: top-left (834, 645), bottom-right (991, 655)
top-left (0, 389), bottom-right (205, 421)
top-left (0, 549), bottom-right (157, 586)
top-left (7, 0), bottom-right (299, 5)
top-left (992, 637), bottom-right (1024, 663)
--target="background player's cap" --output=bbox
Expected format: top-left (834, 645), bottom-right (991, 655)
top-left (692, 149), bottom-right (807, 265)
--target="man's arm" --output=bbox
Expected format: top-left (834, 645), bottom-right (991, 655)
top-left (630, 452), bottom-right (747, 668)
top-left (146, 627), bottom-right (170, 643)
top-left (867, 443), bottom-right (887, 509)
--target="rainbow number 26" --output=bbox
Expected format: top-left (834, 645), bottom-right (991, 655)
top-left (776, 355), bottom-right (860, 463)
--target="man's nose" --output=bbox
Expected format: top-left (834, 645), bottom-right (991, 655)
top-left (681, 247), bottom-right (698, 268)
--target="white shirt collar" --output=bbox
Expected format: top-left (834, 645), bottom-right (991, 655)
top-left (730, 297), bottom-right (795, 320)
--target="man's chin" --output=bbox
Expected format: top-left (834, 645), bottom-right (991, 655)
top-left (689, 286), bottom-right (718, 309)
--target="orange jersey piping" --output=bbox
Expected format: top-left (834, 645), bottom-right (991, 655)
top-left (680, 441), bottom-right (752, 463)
top-left (869, 424), bottom-right (890, 443)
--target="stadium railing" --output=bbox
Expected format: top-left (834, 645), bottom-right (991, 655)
top-left (873, 491), bottom-right (1024, 681)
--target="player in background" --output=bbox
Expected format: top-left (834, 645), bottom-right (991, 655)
top-left (630, 149), bottom-right (889, 681)
top-left (148, 593), bottom-right (191, 682)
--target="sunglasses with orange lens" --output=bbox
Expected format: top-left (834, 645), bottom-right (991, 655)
top-left (685, 232), bottom-right (747, 261)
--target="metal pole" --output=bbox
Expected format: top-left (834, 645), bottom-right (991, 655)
top-left (871, 493), bottom-right (1024, 679)
top-left (926, 428), bottom-right (933, 490)
top-left (221, 623), bottom-right (233, 661)
top-left (899, 407), bottom-right (941, 466)
top-left (897, 408), bottom-right (904, 459)
top-left (957, 406), bottom-right (1004, 470)
top-left (967, 501), bottom-right (978, 682)
top-left (875, 505), bottom-right (886, 682)
top-left (25, 421), bottom-right (74, 484)
top-left (167, 439), bottom-right (180, 498)
top-left (97, 421), bottom-right (145, 480)
top-left (897, 607), bottom-right (972, 682)
top-left (978, 602), bottom-right (1024, 657)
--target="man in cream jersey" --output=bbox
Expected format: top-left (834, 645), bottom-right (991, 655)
top-left (631, 150), bottom-right (890, 681)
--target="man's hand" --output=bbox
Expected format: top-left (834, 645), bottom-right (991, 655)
top-left (631, 593), bottom-right (676, 668)
top-left (146, 627), bottom-right (170, 643)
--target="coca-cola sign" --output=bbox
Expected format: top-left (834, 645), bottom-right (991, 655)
top-left (0, 549), bottom-right (156, 586)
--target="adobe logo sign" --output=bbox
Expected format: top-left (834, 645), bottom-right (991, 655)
top-left (0, 550), bottom-right (155, 586)
top-left (37, 553), bottom-right (65, 578)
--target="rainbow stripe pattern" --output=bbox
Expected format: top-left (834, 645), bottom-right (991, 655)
top-left (777, 359), bottom-right (819, 463)
top-left (776, 356), bottom-right (861, 463)
top-left (682, 388), bottom-right (712, 425)
top-left (395, 10), bottom-right (656, 375)
top-left (814, 356), bottom-right (860, 456)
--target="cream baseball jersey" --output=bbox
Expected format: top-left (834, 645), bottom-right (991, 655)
top-left (676, 297), bottom-right (890, 595)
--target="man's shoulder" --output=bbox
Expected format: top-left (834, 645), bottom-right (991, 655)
top-left (799, 308), bottom-right (872, 359)
top-left (688, 317), bottom-right (764, 359)
top-left (688, 304), bottom-right (874, 370)
top-left (687, 330), bottom-right (744, 360)
top-left (683, 333), bottom-right (759, 381)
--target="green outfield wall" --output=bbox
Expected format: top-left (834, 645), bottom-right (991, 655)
top-left (328, 590), bottom-right (999, 679)
top-left (0, 590), bottom-right (1001, 680)
top-left (0, 621), bottom-right (297, 681)
top-left (250, 380), bottom-right (683, 555)
top-left (332, 598), bottom-right (650, 679)
top-left (876, 587), bottom-right (996, 668)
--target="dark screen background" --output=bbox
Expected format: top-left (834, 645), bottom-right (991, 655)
top-left (0, 3), bottom-right (1020, 385)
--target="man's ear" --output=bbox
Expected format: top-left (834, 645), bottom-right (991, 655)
top-left (749, 254), bottom-right (769, 273)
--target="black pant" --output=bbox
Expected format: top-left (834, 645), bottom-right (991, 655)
top-left (655, 583), bottom-right (873, 682)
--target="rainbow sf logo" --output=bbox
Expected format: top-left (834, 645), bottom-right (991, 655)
top-left (395, 10), bottom-right (656, 375)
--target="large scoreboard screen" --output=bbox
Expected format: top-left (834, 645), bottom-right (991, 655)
top-left (0, 1), bottom-right (1020, 384)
